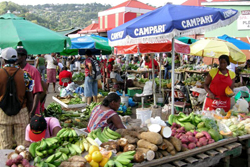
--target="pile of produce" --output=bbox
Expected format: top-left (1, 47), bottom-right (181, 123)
top-left (6, 145), bottom-right (33, 167)
top-left (241, 69), bottom-right (250, 74)
top-left (45, 102), bottom-right (63, 117)
top-left (155, 78), bottom-right (172, 89)
top-left (98, 89), bottom-right (109, 97)
top-left (28, 128), bottom-right (99, 167)
top-left (138, 78), bottom-right (149, 84)
top-left (68, 97), bottom-right (84, 105)
top-left (168, 112), bottom-right (223, 144)
top-left (88, 127), bottom-right (121, 143)
top-left (72, 73), bottom-right (85, 82)
top-left (128, 64), bottom-right (139, 70)
top-left (182, 74), bottom-right (204, 86)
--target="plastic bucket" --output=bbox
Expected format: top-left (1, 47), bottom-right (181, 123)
top-left (136, 108), bottom-right (152, 126)
top-left (121, 96), bottom-right (129, 107)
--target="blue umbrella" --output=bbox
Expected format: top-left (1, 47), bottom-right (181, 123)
top-left (217, 34), bottom-right (250, 50)
top-left (108, 4), bottom-right (239, 114)
top-left (71, 34), bottom-right (112, 55)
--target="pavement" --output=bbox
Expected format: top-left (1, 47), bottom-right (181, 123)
top-left (44, 82), bottom-right (61, 108)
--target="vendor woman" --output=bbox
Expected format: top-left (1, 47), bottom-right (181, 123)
top-left (203, 55), bottom-right (235, 112)
top-left (87, 93), bottom-right (125, 132)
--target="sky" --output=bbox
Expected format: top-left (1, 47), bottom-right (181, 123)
top-left (3, 0), bottom-right (187, 6)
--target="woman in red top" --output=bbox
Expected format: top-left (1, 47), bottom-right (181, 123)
top-left (144, 54), bottom-right (159, 78)
top-left (203, 55), bottom-right (235, 112)
top-left (59, 67), bottom-right (72, 87)
top-left (107, 58), bottom-right (114, 78)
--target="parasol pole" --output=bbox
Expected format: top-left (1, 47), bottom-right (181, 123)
top-left (171, 37), bottom-right (175, 115)
top-left (151, 54), bottom-right (156, 106)
top-left (159, 53), bottom-right (162, 94)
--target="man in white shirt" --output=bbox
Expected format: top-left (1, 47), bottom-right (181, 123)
top-left (44, 53), bottom-right (57, 93)
top-left (227, 62), bottom-right (238, 73)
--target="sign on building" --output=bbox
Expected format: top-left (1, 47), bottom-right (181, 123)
top-left (237, 10), bottom-right (250, 30)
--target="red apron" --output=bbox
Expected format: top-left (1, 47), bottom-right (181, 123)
top-left (204, 69), bottom-right (232, 112)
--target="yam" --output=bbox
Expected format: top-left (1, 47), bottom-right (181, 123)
top-left (137, 139), bottom-right (158, 151)
top-left (181, 145), bottom-right (189, 152)
top-left (158, 141), bottom-right (168, 150)
top-left (117, 138), bottom-right (128, 147)
top-left (154, 152), bottom-right (161, 159)
top-left (139, 132), bottom-right (163, 145)
top-left (123, 144), bottom-right (136, 152)
top-left (159, 150), bottom-right (169, 156)
top-left (163, 139), bottom-right (174, 153)
top-left (168, 136), bottom-right (182, 152)
top-left (60, 162), bottom-right (85, 167)
top-left (148, 124), bottom-right (161, 133)
top-left (136, 148), bottom-right (155, 161)
top-left (170, 149), bottom-right (176, 155)
top-left (124, 135), bottom-right (138, 144)
top-left (160, 126), bottom-right (172, 138)
top-left (133, 151), bottom-right (144, 163)
top-left (68, 155), bottom-right (87, 162)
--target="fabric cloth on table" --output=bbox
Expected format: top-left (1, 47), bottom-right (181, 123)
top-left (87, 105), bottom-right (117, 132)
top-left (46, 69), bottom-right (56, 83)
top-left (0, 107), bottom-right (29, 149)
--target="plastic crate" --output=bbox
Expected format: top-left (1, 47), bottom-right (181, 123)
top-left (127, 87), bottom-right (143, 97)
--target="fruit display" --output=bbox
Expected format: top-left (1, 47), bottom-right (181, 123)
top-left (176, 64), bottom-right (210, 72)
top-left (182, 74), bottom-right (205, 86)
top-left (6, 145), bottom-right (34, 167)
top-left (88, 127), bottom-right (121, 143)
top-left (106, 151), bottom-right (135, 167)
top-left (72, 72), bottom-right (85, 82)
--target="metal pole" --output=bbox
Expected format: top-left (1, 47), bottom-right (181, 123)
top-left (171, 37), bottom-right (175, 115)
top-left (159, 53), bottom-right (162, 94)
top-left (151, 54), bottom-right (156, 106)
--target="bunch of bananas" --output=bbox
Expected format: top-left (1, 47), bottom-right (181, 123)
top-left (74, 136), bottom-right (99, 152)
top-left (106, 151), bottom-right (135, 167)
top-left (56, 128), bottom-right (79, 143)
top-left (88, 127), bottom-right (121, 143)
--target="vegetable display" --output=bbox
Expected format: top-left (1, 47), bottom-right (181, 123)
top-left (72, 73), bottom-right (85, 82)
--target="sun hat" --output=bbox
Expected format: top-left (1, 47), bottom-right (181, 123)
top-left (29, 114), bottom-right (47, 142)
top-left (0, 47), bottom-right (17, 60)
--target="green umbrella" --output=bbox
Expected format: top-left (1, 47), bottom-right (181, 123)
top-left (60, 49), bottom-right (78, 56)
top-left (0, 12), bottom-right (71, 54)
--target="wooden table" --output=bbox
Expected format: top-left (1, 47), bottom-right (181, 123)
top-left (184, 70), bottom-right (209, 80)
top-left (238, 134), bottom-right (250, 167)
top-left (134, 138), bottom-right (242, 167)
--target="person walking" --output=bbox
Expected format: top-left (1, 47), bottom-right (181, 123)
top-left (16, 48), bottom-right (44, 116)
top-left (44, 53), bottom-right (57, 93)
top-left (0, 47), bottom-right (34, 149)
top-left (36, 54), bottom-right (46, 81)
top-left (84, 50), bottom-right (98, 105)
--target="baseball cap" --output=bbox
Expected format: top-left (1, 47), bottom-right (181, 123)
top-left (16, 48), bottom-right (28, 56)
top-left (0, 47), bottom-right (17, 60)
top-left (29, 114), bottom-right (47, 142)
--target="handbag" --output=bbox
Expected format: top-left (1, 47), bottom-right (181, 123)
top-left (53, 58), bottom-right (58, 65)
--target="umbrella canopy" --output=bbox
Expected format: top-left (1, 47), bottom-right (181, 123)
top-left (217, 34), bottom-right (250, 50)
top-left (177, 37), bottom-right (197, 44)
top-left (107, 4), bottom-right (239, 114)
top-left (0, 12), bottom-right (71, 54)
top-left (108, 4), bottom-right (239, 46)
top-left (71, 34), bottom-right (112, 55)
top-left (114, 39), bottom-right (190, 54)
top-left (190, 39), bottom-right (246, 64)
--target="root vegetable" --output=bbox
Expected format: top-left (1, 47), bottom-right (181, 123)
top-left (6, 159), bottom-right (14, 166)
top-left (7, 152), bottom-right (19, 160)
top-left (180, 136), bottom-right (189, 144)
top-left (18, 164), bottom-right (24, 167)
top-left (168, 137), bottom-right (182, 152)
top-left (172, 123), bottom-right (178, 128)
top-left (193, 131), bottom-right (198, 136)
top-left (161, 126), bottom-right (172, 138)
top-left (199, 137), bottom-right (208, 146)
top-left (60, 162), bottom-right (85, 167)
top-left (137, 139), bottom-right (158, 151)
top-left (68, 156), bottom-right (87, 162)
top-left (155, 152), bottom-right (163, 159)
top-left (170, 149), bottom-right (176, 155)
top-left (208, 139), bottom-right (215, 144)
top-left (19, 151), bottom-right (32, 161)
top-left (11, 164), bottom-right (17, 167)
top-left (177, 133), bottom-right (182, 139)
top-left (176, 128), bottom-right (185, 133)
top-left (195, 132), bottom-right (205, 139)
top-left (117, 129), bottom-right (140, 138)
top-left (188, 143), bottom-right (196, 149)
top-left (163, 139), bottom-right (174, 153)
top-left (186, 131), bottom-right (194, 136)
top-left (139, 132), bottom-right (163, 145)
top-left (188, 136), bottom-right (196, 143)
top-left (148, 124), bottom-right (161, 133)
top-left (15, 145), bottom-right (26, 154)
top-left (123, 144), bottom-right (136, 152)
top-left (21, 159), bottom-right (30, 166)
top-left (117, 138), bottom-right (128, 147)
top-left (159, 150), bottom-right (169, 156)
top-left (181, 145), bottom-right (189, 152)
top-left (124, 135), bottom-right (138, 144)
top-left (196, 142), bottom-right (202, 147)
top-left (14, 155), bottom-right (23, 164)
top-left (133, 151), bottom-right (145, 163)
top-left (202, 131), bottom-right (212, 139)
top-left (136, 148), bottom-right (155, 161)
top-left (158, 141), bottom-right (168, 150)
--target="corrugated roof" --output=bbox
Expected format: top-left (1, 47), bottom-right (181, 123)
top-left (78, 23), bottom-right (99, 34)
top-left (106, 0), bottom-right (155, 11)
top-left (57, 27), bottom-right (81, 36)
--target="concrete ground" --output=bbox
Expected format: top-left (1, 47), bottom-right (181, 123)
top-left (44, 82), bottom-right (60, 108)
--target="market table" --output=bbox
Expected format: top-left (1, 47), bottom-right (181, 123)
top-left (239, 73), bottom-right (250, 83)
top-left (184, 70), bottom-right (209, 80)
top-left (238, 134), bottom-right (250, 167)
top-left (134, 137), bottom-right (241, 167)
top-left (127, 70), bottom-right (152, 78)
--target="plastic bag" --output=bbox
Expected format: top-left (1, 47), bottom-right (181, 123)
top-left (60, 88), bottom-right (72, 97)
top-left (235, 90), bottom-right (250, 102)
top-left (66, 82), bottom-right (79, 92)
